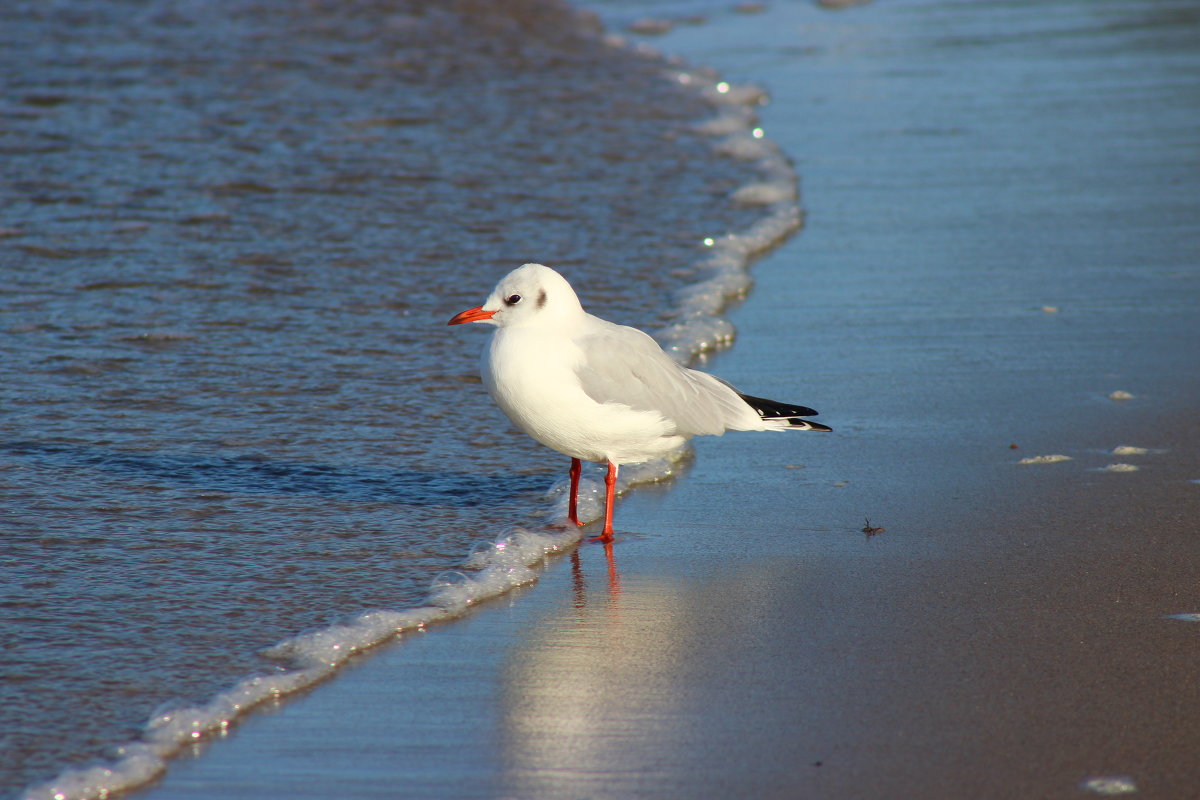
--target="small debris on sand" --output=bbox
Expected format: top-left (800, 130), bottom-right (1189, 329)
top-left (861, 518), bottom-right (886, 536)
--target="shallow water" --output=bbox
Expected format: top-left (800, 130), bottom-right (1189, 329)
top-left (0, 0), bottom-right (776, 792)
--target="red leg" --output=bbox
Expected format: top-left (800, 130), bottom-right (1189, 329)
top-left (597, 461), bottom-right (618, 543)
top-left (567, 457), bottom-right (583, 527)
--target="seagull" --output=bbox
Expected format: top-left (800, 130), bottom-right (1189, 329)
top-left (447, 263), bottom-right (831, 542)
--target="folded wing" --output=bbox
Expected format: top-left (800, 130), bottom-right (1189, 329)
top-left (573, 318), bottom-right (763, 436)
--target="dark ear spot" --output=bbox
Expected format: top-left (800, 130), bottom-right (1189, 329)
top-left (536, 288), bottom-right (547, 309)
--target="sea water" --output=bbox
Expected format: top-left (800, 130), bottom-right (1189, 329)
top-left (0, 0), bottom-right (798, 796)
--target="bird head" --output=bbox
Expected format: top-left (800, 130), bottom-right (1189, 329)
top-left (447, 263), bottom-right (583, 329)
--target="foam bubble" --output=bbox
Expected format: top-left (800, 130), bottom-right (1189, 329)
top-left (730, 182), bottom-right (797, 207)
top-left (1108, 390), bottom-right (1134, 401)
top-left (463, 540), bottom-right (502, 569)
top-left (714, 132), bottom-right (777, 161)
top-left (676, 271), bottom-right (753, 313)
top-left (658, 315), bottom-right (738, 361)
top-left (1100, 463), bottom-right (1139, 472)
top-left (693, 109), bottom-right (757, 137)
top-left (703, 81), bottom-right (766, 106)
top-left (627, 17), bottom-right (674, 36)
top-left (1110, 445), bottom-right (1149, 456)
top-left (1018, 454), bottom-right (1072, 465)
top-left (1081, 776), bottom-right (1137, 795)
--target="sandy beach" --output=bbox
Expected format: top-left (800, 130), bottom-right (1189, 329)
top-left (124, 0), bottom-right (1200, 797)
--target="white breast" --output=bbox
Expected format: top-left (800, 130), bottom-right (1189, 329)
top-left (483, 326), bottom-right (685, 465)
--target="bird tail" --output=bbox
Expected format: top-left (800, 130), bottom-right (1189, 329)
top-left (738, 393), bottom-right (833, 432)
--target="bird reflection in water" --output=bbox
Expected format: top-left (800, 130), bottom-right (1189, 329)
top-left (500, 539), bottom-right (695, 798)
top-left (569, 540), bottom-right (621, 611)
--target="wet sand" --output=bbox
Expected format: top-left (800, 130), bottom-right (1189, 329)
top-left (138, 410), bottom-right (1200, 799)
top-left (136, 0), bottom-right (1200, 797)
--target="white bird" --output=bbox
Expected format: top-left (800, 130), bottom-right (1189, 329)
top-left (448, 263), bottom-right (831, 542)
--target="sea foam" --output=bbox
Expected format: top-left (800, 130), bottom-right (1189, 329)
top-left (1018, 454), bottom-right (1072, 465)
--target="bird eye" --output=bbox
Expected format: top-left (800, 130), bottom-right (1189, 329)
top-left (505, 294), bottom-right (522, 306)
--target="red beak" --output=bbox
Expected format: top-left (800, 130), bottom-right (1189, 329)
top-left (447, 306), bottom-right (497, 325)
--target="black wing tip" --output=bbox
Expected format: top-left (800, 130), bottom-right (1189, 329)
top-left (737, 392), bottom-right (831, 431)
top-left (789, 418), bottom-right (832, 432)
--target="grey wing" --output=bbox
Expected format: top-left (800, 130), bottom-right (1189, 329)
top-left (573, 319), bottom-right (757, 436)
